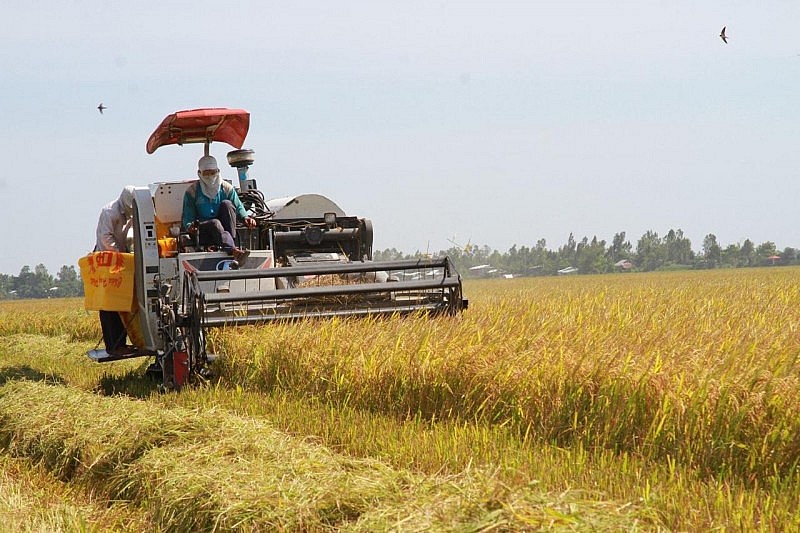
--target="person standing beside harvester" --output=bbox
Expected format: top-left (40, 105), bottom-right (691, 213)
top-left (94, 186), bottom-right (136, 356)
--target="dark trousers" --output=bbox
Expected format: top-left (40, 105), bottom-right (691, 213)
top-left (198, 200), bottom-right (237, 250)
top-left (100, 310), bottom-right (127, 351)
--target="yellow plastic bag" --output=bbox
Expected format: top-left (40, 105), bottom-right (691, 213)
top-left (78, 252), bottom-right (136, 312)
top-left (120, 311), bottom-right (146, 348)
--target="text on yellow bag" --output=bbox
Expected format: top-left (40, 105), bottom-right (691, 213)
top-left (78, 251), bottom-right (136, 312)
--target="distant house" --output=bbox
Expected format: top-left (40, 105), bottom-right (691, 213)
top-left (469, 264), bottom-right (510, 278)
top-left (614, 259), bottom-right (633, 270)
top-left (557, 266), bottom-right (578, 275)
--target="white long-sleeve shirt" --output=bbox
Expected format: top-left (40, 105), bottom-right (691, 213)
top-left (95, 200), bottom-right (132, 252)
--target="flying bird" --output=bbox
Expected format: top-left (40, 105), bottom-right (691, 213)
top-left (97, 103), bottom-right (107, 114)
top-left (720, 26), bottom-right (728, 43)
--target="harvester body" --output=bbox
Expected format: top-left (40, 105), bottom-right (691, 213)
top-left (89, 108), bottom-right (467, 390)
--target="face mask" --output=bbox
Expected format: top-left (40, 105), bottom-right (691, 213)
top-left (198, 169), bottom-right (221, 198)
top-left (199, 171), bottom-right (217, 184)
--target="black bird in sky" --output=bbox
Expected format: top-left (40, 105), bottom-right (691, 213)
top-left (720, 26), bottom-right (728, 43)
top-left (97, 103), bottom-right (107, 114)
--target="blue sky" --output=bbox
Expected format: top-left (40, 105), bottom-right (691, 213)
top-left (2, 1), bottom-right (800, 275)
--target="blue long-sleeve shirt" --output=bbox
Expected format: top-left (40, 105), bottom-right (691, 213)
top-left (182, 181), bottom-right (248, 229)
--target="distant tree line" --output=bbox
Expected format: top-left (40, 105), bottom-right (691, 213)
top-left (1, 229), bottom-right (796, 299)
top-left (375, 229), bottom-right (798, 278)
top-left (0, 264), bottom-right (83, 300)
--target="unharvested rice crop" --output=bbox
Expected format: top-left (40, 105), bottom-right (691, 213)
top-left (216, 269), bottom-right (800, 485)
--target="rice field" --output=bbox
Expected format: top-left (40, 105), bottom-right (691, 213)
top-left (1, 267), bottom-right (799, 531)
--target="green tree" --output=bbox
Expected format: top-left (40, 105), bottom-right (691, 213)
top-left (527, 239), bottom-right (550, 275)
top-left (739, 239), bottom-right (755, 267)
top-left (702, 234), bottom-right (721, 268)
top-left (756, 241), bottom-right (778, 265)
top-left (636, 231), bottom-right (665, 271)
top-left (558, 233), bottom-right (577, 267)
top-left (373, 248), bottom-right (406, 261)
top-left (606, 231), bottom-right (632, 264)
top-left (57, 265), bottom-right (84, 297)
top-left (0, 273), bottom-right (13, 299)
top-left (576, 236), bottom-right (608, 273)
top-left (720, 243), bottom-right (741, 267)
top-left (664, 229), bottom-right (692, 265)
top-left (14, 265), bottom-right (52, 298)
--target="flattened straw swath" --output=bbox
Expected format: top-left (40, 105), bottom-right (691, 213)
top-left (1, 380), bottom-right (650, 530)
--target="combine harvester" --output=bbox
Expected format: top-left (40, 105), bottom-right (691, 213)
top-left (85, 108), bottom-right (467, 390)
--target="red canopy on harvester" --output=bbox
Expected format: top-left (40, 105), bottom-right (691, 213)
top-left (146, 108), bottom-right (250, 154)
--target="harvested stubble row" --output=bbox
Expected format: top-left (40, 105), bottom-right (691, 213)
top-left (0, 453), bottom-right (149, 532)
top-left (0, 380), bottom-right (655, 531)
